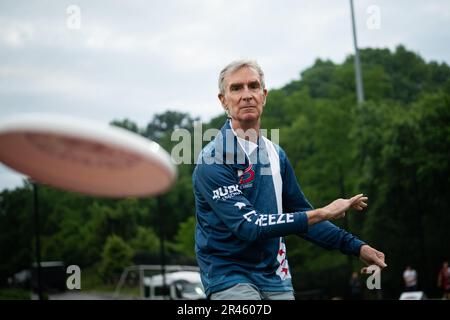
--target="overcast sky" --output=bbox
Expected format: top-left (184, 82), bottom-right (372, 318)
top-left (1, 0), bottom-right (449, 191)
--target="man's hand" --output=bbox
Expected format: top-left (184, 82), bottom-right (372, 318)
top-left (306, 194), bottom-right (368, 225)
top-left (359, 244), bottom-right (387, 272)
top-left (321, 194), bottom-right (368, 220)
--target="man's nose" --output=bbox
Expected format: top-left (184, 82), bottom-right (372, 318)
top-left (242, 87), bottom-right (253, 101)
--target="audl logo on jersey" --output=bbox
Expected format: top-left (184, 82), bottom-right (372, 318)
top-left (212, 185), bottom-right (242, 200)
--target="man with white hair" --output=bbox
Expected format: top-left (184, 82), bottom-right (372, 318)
top-left (192, 59), bottom-right (387, 300)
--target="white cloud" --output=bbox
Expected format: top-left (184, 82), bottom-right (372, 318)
top-left (0, 164), bottom-right (27, 191)
top-left (0, 21), bottom-right (34, 47)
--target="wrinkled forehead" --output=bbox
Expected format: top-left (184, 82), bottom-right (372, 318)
top-left (225, 66), bottom-right (261, 86)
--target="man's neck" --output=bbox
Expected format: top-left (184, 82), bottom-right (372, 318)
top-left (230, 119), bottom-right (260, 143)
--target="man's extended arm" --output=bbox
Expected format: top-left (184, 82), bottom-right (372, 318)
top-left (194, 162), bottom-right (362, 242)
top-left (194, 154), bottom-right (386, 269)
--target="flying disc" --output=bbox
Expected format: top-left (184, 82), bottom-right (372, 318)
top-left (0, 113), bottom-right (177, 198)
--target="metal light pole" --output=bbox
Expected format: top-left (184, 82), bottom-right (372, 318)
top-left (157, 196), bottom-right (168, 299)
top-left (32, 182), bottom-right (43, 300)
top-left (350, 0), bottom-right (365, 104)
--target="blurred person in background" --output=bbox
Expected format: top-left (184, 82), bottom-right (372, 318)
top-left (437, 261), bottom-right (450, 299)
top-left (403, 265), bottom-right (418, 291)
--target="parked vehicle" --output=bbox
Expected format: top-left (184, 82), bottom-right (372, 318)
top-left (144, 271), bottom-right (205, 300)
top-left (115, 265), bottom-right (205, 300)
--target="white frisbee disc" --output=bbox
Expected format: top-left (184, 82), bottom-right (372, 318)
top-left (0, 113), bottom-right (177, 198)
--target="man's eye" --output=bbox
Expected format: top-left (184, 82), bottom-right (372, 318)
top-left (249, 83), bottom-right (260, 90)
top-left (230, 86), bottom-right (241, 91)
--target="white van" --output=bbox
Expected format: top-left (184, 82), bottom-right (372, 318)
top-left (115, 265), bottom-right (205, 300)
top-left (144, 271), bottom-right (205, 300)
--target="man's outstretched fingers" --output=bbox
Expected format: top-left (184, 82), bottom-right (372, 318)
top-left (357, 202), bottom-right (367, 209)
top-left (374, 256), bottom-right (387, 268)
top-left (350, 194), bottom-right (364, 203)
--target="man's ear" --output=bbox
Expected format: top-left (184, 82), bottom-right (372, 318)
top-left (262, 88), bottom-right (268, 106)
top-left (218, 93), bottom-right (227, 109)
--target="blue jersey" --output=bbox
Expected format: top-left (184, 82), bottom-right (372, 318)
top-left (193, 120), bottom-right (365, 296)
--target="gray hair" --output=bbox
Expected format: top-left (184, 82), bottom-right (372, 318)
top-left (218, 59), bottom-right (265, 95)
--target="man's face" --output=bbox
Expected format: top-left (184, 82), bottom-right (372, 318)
top-left (219, 67), bottom-right (268, 124)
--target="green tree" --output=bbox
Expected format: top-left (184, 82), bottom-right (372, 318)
top-left (173, 216), bottom-right (196, 259)
top-left (129, 226), bottom-right (160, 255)
top-left (110, 118), bottom-right (141, 134)
top-left (99, 235), bottom-right (132, 284)
top-left (0, 186), bottom-right (32, 286)
top-left (344, 86), bottom-right (448, 295)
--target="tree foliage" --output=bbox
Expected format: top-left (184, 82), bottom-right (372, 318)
top-left (99, 235), bottom-right (132, 283)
